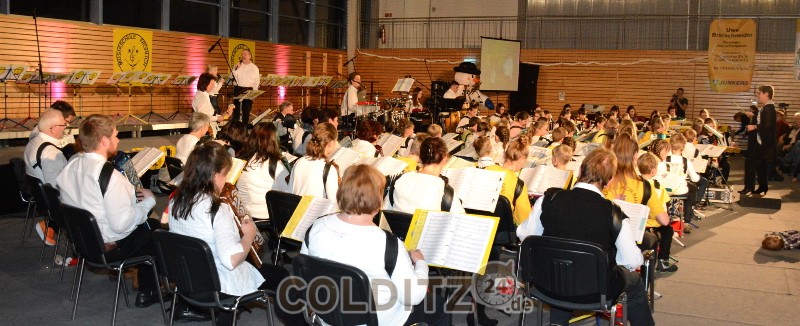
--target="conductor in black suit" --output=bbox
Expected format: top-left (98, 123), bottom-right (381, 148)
top-left (742, 85), bottom-right (777, 195)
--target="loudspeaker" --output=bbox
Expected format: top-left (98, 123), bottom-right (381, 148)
top-left (509, 63), bottom-right (540, 115)
top-left (739, 196), bottom-right (782, 210)
top-left (431, 80), bottom-right (449, 97)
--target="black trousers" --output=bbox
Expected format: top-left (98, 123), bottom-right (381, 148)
top-left (232, 99), bottom-right (253, 125)
top-left (209, 95), bottom-right (220, 116)
top-left (549, 268), bottom-right (654, 326)
top-left (744, 143), bottom-right (772, 190)
top-left (404, 287), bottom-right (451, 326)
top-left (213, 263), bottom-right (304, 326)
top-left (103, 222), bottom-right (157, 293)
top-left (646, 225), bottom-right (673, 260)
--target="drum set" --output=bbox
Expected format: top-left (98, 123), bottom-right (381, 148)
top-left (355, 95), bottom-right (412, 129)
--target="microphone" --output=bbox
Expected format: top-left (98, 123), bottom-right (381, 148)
top-left (207, 37), bottom-right (222, 53)
top-left (234, 59), bottom-right (242, 71)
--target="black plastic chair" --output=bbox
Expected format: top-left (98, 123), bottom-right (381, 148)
top-left (10, 158), bottom-right (36, 246)
top-left (61, 204), bottom-right (166, 326)
top-left (293, 254), bottom-right (379, 326)
top-left (152, 230), bottom-right (275, 326)
top-left (265, 190), bottom-right (303, 265)
top-left (43, 184), bottom-right (72, 282)
top-left (382, 210), bottom-right (413, 240)
top-left (26, 175), bottom-right (60, 266)
top-left (464, 195), bottom-right (516, 246)
top-left (517, 235), bottom-right (628, 326)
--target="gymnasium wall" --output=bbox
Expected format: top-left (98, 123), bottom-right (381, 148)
top-left (357, 48), bottom-right (800, 130)
top-left (0, 14), bottom-right (346, 120)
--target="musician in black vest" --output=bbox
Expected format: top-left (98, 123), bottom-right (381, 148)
top-left (517, 148), bottom-right (654, 326)
top-left (742, 85), bottom-right (777, 196)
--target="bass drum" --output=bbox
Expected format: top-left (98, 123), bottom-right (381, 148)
top-left (444, 111), bottom-right (461, 133)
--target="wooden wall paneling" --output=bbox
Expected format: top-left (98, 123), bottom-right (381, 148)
top-left (0, 14), bottom-right (345, 120)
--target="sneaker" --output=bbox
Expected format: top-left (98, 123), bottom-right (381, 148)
top-left (656, 259), bottom-right (678, 273)
top-left (35, 221), bottom-right (56, 246)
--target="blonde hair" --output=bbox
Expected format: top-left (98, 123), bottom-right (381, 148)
top-left (427, 124), bottom-right (443, 138)
top-left (637, 152), bottom-right (659, 176)
top-left (473, 136), bottom-right (493, 157)
top-left (683, 129), bottom-right (697, 142)
top-left (551, 127), bottom-right (567, 142)
top-left (305, 122), bottom-right (337, 159)
top-left (551, 144), bottom-right (573, 167)
top-left (504, 137), bottom-right (529, 162)
top-left (670, 133), bottom-right (687, 152)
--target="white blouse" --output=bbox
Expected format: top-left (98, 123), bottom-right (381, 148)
top-left (236, 157), bottom-right (290, 220)
top-left (383, 171), bottom-right (465, 214)
top-left (289, 157), bottom-right (339, 203)
top-left (168, 195), bottom-right (264, 296)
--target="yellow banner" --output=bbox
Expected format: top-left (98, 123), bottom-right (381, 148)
top-left (113, 28), bottom-right (153, 73)
top-left (708, 19), bottom-right (757, 92)
top-left (795, 19), bottom-right (799, 80)
top-left (228, 39), bottom-right (256, 66)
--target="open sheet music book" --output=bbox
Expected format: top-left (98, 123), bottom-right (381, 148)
top-left (404, 210), bottom-right (499, 274)
top-left (454, 144), bottom-right (478, 160)
top-left (518, 165), bottom-right (573, 195)
top-left (130, 148), bottom-right (166, 178)
top-left (444, 138), bottom-right (464, 153)
top-left (611, 199), bottom-right (649, 243)
top-left (528, 146), bottom-right (551, 159)
top-left (251, 108), bottom-right (275, 125)
top-left (695, 144), bottom-right (727, 158)
top-left (391, 78), bottom-right (415, 93)
top-left (442, 133), bottom-right (459, 142)
top-left (376, 133), bottom-right (405, 157)
top-left (281, 196), bottom-right (337, 242)
top-left (442, 168), bottom-right (505, 211)
top-left (226, 158), bottom-right (247, 184)
top-left (574, 142), bottom-right (600, 156)
top-left (443, 156), bottom-right (476, 170)
top-left (576, 131), bottom-right (598, 142)
top-left (329, 147), bottom-right (409, 176)
top-left (691, 157), bottom-right (709, 174)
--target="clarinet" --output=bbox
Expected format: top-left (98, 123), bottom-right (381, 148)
top-left (220, 183), bottom-right (264, 268)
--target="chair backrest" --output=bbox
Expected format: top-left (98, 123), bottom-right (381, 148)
top-left (10, 158), bottom-right (32, 198)
top-left (265, 190), bottom-right (302, 237)
top-left (381, 210), bottom-right (413, 240)
top-left (163, 156), bottom-right (184, 179)
top-left (293, 254), bottom-right (379, 326)
top-left (61, 204), bottom-right (107, 264)
top-left (43, 184), bottom-right (64, 227)
top-left (518, 235), bottom-right (609, 302)
top-left (152, 230), bottom-right (222, 305)
top-left (465, 195), bottom-right (514, 244)
top-left (25, 175), bottom-right (51, 213)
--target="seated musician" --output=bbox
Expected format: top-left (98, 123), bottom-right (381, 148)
top-left (384, 137), bottom-right (465, 214)
top-left (302, 164), bottom-right (449, 326)
top-left (484, 138), bottom-right (532, 225)
top-left (516, 148), bottom-right (655, 326)
top-left (473, 136), bottom-right (496, 168)
top-left (605, 137), bottom-right (677, 274)
top-left (560, 119), bottom-right (577, 139)
top-left (236, 122), bottom-right (291, 221)
top-left (551, 144), bottom-right (576, 189)
top-left (456, 103), bottom-right (479, 133)
top-left (351, 119), bottom-right (383, 157)
top-left (547, 127), bottom-right (567, 150)
top-left (591, 116), bottom-right (612, 144)
top-left (397, 133), bottom-right (430, 173)
top-left (289, 122), bottom-right (340, 203)
top-left (292, 107), bottom-right (319, 156)
top-left (462, 118), bottom-right (484, 149)
top-left (216, 121), bottom-right (248, 157)
top-left (491, 125), bottom-right (510, 164)
top-left (427, 124), bottom-right (443, 138)
top-left (668, 134), bottom-right (709, 223)
top-left (682, 129), bottom-right (700, 159)
top-left (175, 112), bottom-right (210, 164)
top-left (510, 111), bottom-right (532, 139)
top-left (489, 103), bottom-right (506, 126)
top-left (698, 118), bottom-right (731, 180)
top-left (640, 117), bottom-right (667, 144)
top-left (396, 119), bottom-right (417, 157)
top-left (528, 120), bottom-right (550, 144)
top-left (168, 141), bottom-right (302, 325)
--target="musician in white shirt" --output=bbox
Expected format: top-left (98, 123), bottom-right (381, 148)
top-left (289, 122), bottom-right (340, 203)
top-left (442, 80), bottom-right (460, 99)
top-left (175, 113), bottom-right (210, 164)
top-left (55, 114), bottom-right (161, 307)
top-left (668, 134), bottom-right (708, 223)
top-left (339, 72), bottom-right (361, 126)
top-left (193, 73), bottom-right (232, 137)
top-left (231, 49), bottom-right (260, 125)
top-left (25, 109), bottom-right (68, 185)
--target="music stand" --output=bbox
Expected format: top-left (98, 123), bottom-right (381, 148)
top-left (0, 64), bottom-right (27, 130)
top-left (139, 73), bottom-right (170, 122)
top-left (116, 71), bottom-right (149, 125)
top-left (66, 70), bottom-right (101, 120)
top-left (167, 75), bottom-right (196, 120)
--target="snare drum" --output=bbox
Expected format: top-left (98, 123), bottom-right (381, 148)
top-left (355, 101), bottom-right (380, 116)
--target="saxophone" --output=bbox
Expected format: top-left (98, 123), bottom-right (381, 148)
top-left (220, 183), bottom-right (264, 268)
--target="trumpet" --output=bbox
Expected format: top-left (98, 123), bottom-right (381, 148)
top-left (220, 183), bottom-right (264, 268)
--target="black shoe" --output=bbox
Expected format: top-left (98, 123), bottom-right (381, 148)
top-left (135, 290), bottom-right (166, 308)
top-left (173, 306), bottom-right (211, 323)
top-left (752, 187), bottom-right (768, 196)
top-left (738, 188), bottom-right (754, 195)
top-left (656, 259), bottom-right (678, 273)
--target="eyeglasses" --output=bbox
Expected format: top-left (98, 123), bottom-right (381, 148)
top-left (52, 124), bottom-right (68, 128)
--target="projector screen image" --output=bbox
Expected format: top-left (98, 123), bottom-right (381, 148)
top-left (480, 37), bottom-right (521, 92)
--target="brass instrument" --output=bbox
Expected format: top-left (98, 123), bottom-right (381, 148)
top-left (220, 183), bottom-right (264, 268)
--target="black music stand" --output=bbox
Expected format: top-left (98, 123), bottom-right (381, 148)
top-left (139, 73), bottom-right (169, 122)
top-left (0, 64), bottom-right (26, 130)
top-left (167, 75), bottom-right (195, 121)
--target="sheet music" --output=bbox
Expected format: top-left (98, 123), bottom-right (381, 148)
top-left (443, 168), bottom-right (505, 212)
top-left (444, 138), bottom-right (463, 153)
top-left (574, 142), bottom-right (600, 156)
top-left (519, 165), bottom-right (572, 195)
top-left (611, 199), bottom-right (650, 243)
top-left (251, 109), bottom-right (275, 125)
top-left (330, 147), bottom-right (362, 176)
top-left (443, 156), bottom-right (475, 170)
top-left (447, 215), bottom-right (498, 273)
top-left (357, 157), bottom-right (408, 176)
top-left (391, 79), bottom-right (405, 92)
top-left (376, 133), bottom-right (405, 157)
top-left (225, 158), bottom-right (247, 184)
top-left (416, 212), bottom-right (457, 265)
top-left (454, 145), bottom-right (478, 160)
top-left (696, 144), bottom-right (727, 158)
top-left (168, 172), bottom-right (184, 187)
top-left (528, 146), bottom-right (551, 159)
top-left (566, 160), bottom-right (581, 178)
top-left (442, 133), bottom-right (459, 142)
top-left (130, 148), bottom-right (165, 178)
top-left (284, 197), bottom-right (337, 241)
top-left (692, 157), bottom-right (708, 174)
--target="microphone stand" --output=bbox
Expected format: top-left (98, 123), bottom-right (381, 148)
top-left (20, 9), bottom-right (44, 129)
top-left (210, 39), bottom-right (239, 117)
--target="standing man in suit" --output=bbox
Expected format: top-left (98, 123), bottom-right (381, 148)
top-left (742, 85), bottom-right (777, 195)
